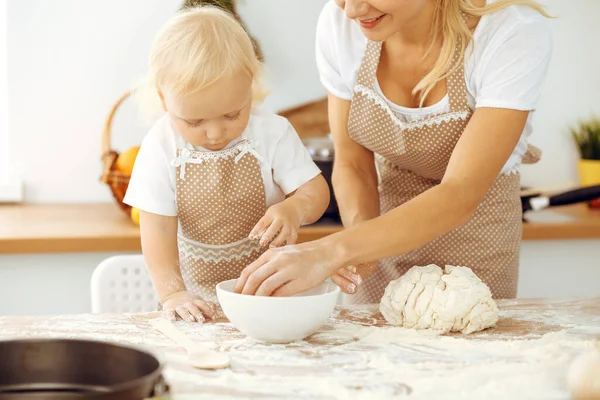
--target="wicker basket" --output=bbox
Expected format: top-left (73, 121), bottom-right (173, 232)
top-left (100, 90), bottom-right (134, 215)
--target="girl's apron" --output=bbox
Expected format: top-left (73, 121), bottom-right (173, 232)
top-left (173, 138), bottom-right (267, 303)
top-left (347, 39), bottom-right (539, 303)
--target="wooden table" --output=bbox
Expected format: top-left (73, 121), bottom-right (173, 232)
top-left (0, 298), bottom-right (598, 399)
top-left (1, 203), bottom-right (600, 254)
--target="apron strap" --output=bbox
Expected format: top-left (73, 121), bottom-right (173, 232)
top-left (447, 35), bottom-right (470, 113)
top-left (172, 148), bottom-right (196, 180)
top-left (235, 140), bottom-right (264, 165)
top-left (355, 40), bottom-right (383, 89)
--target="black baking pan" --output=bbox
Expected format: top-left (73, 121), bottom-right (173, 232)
top-left (0, 339), bottom-right (169, 400)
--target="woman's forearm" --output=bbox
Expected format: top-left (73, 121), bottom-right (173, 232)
top-left (332, 162), bottom-right (380, 228)
top-left (140, 211), bottom-right (186, 302)
top-left (326, 181), bottom-right (478, 269)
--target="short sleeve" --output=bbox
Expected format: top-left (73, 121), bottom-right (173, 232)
top-left (123, 131), bottom-right (177, 216)
top-left (315, 2), bottom-right (353, 100)
top-left (475, 18), bottom-right (553, 110)
top-left (271, 122), bottom-right (322, 195)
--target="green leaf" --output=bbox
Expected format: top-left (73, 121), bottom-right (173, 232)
top-left (571, 117), bottom-right (600, 160)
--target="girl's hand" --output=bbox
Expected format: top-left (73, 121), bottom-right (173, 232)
top-left (234, 241), bottom-right (361, 297)
top-left (249, 202), bottom-right (301, 248)
top-left (161, 291), bottom-right (216, 323)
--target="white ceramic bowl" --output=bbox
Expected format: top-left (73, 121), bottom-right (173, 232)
top-left (216, 279), bottom-right (340, 343)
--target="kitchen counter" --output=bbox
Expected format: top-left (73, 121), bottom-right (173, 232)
top-left (0, 297), bottom-right (598, 398)
top-left (0, 203), bottom-right (599, 254)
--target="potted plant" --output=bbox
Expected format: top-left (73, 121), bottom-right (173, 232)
top-left (572, 117), bottom-right (600, 185)
top-left (571, 117), bottom-right (600, 207)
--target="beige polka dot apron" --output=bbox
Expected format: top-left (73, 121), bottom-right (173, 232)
top-left (347, 40), bottom-right (540, 302)
top-left (174, 139), bottom-right (266, 303)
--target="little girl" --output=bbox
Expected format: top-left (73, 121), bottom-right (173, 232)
top-left (124, 6), bottom-right (329, 323)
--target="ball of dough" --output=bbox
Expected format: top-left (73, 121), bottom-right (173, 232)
top-left (568, 347), bottom-right (600, 400)
top-left (379, 264), bottom-right (499, 334)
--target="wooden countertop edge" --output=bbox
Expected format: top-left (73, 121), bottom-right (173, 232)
top-left (0, 237), bottom-right (144, 255)
top-left (0, 203), bottom-right (599, 255)
top-left (2, 225), bottom-right (599, 255)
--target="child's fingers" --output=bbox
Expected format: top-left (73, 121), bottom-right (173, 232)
top-left (184, 302), bottom-right (205, 323)
top-left (193, 299), bottom-right (216, 319)
top-left (250, 215), bottom-right (271, 240)
top-left (175, 306), bottom-right (195, 322)
top-left (164, 308), bottom-right (177, 322)
top-left (260, 220), bottom-right (283, 247)
top-left (270, 225), bottom-right (291, 248)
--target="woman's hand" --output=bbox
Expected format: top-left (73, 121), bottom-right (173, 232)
top-left (161, 291), bottom-right (217, 323)
top-left (331, 262), bottom-right (378, 294)
top-left (234, 241), bottom-right (361, 297)
top-left (249, 202), bottom-right (300, 248)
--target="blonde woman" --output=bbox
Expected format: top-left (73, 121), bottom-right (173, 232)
top-left (124, 6), bottom-right (329, 322)
top-left (236, 0), bottom-right (552, 302)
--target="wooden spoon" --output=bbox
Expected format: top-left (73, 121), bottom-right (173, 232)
top-left (149, 318), bottom-right (230, 370)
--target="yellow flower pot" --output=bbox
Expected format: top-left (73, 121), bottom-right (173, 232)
top-left (578, 159), bottom-right (600, 208)
top-left (578, 159), bottom-right (600, 187)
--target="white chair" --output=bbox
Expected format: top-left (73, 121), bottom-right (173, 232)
top-left (91, 255), bottom-right (159, 313)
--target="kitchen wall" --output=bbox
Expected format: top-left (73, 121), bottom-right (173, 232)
top-left (3, 0), bottom-right (600, 202)
top-left (526, 0), bottom-right (600, 188)
top-left (5, 0), bottom-right (327, 203)
top-left (0, 0), bottom-right (8, 184)
top-left (0, 242), bottom-right (598, 316)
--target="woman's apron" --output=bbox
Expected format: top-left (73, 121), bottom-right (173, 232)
top-left (173, 139), bottom-right (267, 303)
top-left (347, 39), bottom-right (539, 302)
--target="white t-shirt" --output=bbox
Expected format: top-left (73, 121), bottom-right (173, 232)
top-left (123, 109), bottom-right (321, 217)
top-left (315, 0), bottom-right (553, 174)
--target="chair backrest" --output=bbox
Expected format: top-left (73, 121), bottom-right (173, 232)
top-left (91, 255), bottom-right (159, 313)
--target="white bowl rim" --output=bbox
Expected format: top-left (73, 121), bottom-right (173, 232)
top-left (216, 279), bottom-right (340, 299)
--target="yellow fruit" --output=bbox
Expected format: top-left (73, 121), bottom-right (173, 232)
top-left (130, 207), bottom-right (140, 226)
top-left (115, 146), bottom-right (140, 176)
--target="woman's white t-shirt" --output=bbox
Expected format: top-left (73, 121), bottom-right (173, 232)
top-left (123, 109), bottom-right (321, 217)
top-left (315, 0), bottom-right (553, 174)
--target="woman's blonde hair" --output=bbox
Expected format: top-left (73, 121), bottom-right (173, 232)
top-left (138, 5), bottom-right (266, 114)
top-left (416, 0), bottom-right (550, 106)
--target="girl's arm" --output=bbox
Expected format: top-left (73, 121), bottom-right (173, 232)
top-left (249, 174), bottom-right (329, 248)
top-left (140, 210), bottom-right (215, 322)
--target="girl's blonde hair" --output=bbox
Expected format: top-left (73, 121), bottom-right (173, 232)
top-left (417, 0), bottom-right (550, 106)
top-left (138, 6), bottom-right (266, 114)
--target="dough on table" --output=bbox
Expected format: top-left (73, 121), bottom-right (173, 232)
top-left (379, 264), bottom-right (499, 334)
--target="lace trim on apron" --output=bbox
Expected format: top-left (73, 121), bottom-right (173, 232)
top-left (178, 234), bottom-right (262, 263)
top-left (171, 139), bottom-right (264, 179)
top-left (354, 84), bottom-right (470, 130)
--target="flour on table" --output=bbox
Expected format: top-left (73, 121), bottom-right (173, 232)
top-left (1, 297), bottom-right (599, 400)
top-left (380, 264), bottom-right (499, 334)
